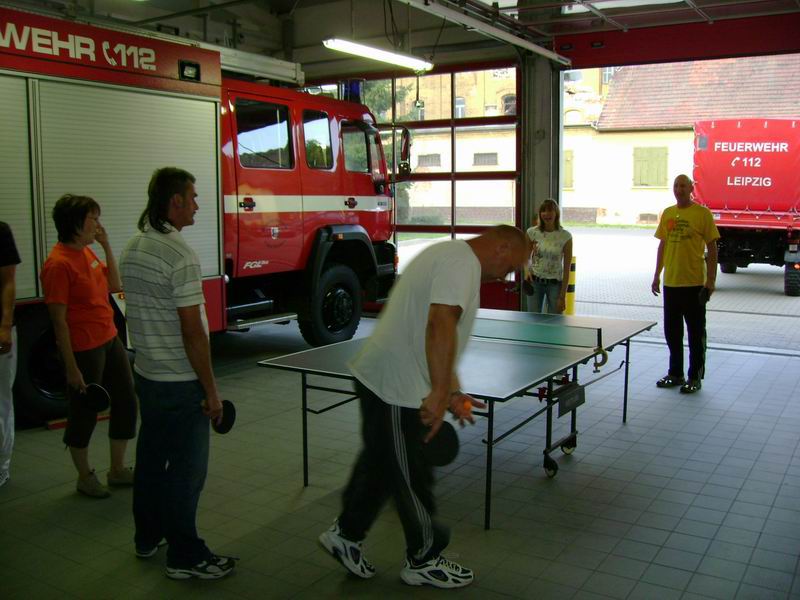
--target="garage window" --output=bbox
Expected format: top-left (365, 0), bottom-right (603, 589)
top-left (332, 65), bottom-right (519, 266)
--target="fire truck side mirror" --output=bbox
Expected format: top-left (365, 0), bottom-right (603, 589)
top-left (397, 127), bottom-right (411, 179)
top-left (400, 127), bottom-right (410, 162)
top-left (373, 174), bottom-right (386, 195)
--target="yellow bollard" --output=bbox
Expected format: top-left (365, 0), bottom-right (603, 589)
top-left (564, 256), bottom-right (576, 315)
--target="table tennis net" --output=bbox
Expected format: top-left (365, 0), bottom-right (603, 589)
top-left (471, 318), bottom-right (602, 350)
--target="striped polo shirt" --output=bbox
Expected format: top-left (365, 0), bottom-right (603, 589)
top-left (120, 224), bottom-right (208, 382)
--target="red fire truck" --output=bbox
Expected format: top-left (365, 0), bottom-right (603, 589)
top-left (0, 7), bottom-right (399, 424)
top-left (693, 119), bottom-right (800, 296)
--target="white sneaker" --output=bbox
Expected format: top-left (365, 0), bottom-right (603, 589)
top-left (400, 555), bottom-right (474, 588)
top-left (0, 470), bottom-right (8, 488)
top-left (318, 521), bottom-right (375, 579)
top-left (76, 470), bottom-right (110, 499)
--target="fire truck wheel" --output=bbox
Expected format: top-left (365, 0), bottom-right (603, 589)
top-left (785, 264), bottom-right (800, 297)
top-left (12, 304), bottom-right (67, 427)
top-left (720, 263), bottom-right (737, 274)
top-left (299, 264), bottom-right (362, 346)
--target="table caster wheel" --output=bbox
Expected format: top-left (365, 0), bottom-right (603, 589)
top-left (561, 444), bottom-right (575, 455)
top-left (543, 456), bottom-right (559, 478)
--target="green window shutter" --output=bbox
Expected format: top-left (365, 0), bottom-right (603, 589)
top-left (633, 147), bottom-right (667, 186)
top-left (563, 150), bottom-right (574, 189)
top-left (654, 147), bottom-right (667, 186)
top-left (633, 147), bottom-right (647, 186)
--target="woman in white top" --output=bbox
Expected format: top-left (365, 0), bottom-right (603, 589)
top-left (525, 199), bottom-right (573, 314)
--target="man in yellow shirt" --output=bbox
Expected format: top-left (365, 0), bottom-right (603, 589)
top-left (651, 174), bottom-right (720, 394)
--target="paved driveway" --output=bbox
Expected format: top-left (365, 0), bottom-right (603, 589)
top-left (397, 227), bottom-right (800, 352)
top-left (571, 227), bottom-right (800, 352)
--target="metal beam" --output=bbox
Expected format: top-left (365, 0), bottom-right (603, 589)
top-left (462, 0), bottom-right (551, 38)
top-left (683, 0), bottom-right (713, 23)
top-left (574, 1), bottom-right (627, 31)
top-left (503, 0), bottom-right (796, 33)
top-left (397, 0), bottom-right (571, 66)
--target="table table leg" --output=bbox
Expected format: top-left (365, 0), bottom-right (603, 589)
top-left (623, 340), bottom-right (631, 424)
top-left (484, 400), bottom-right (495, 530)
top-left (302, 373), bottom-right (309, 487)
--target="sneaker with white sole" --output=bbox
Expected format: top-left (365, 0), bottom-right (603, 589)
top-left (107, 467), bottom-right (134, 487)
top-left (0, 470), bottom-right (9, 488)
top-left (318, 521), bottom-right (375, 579)
top-left (165, 554), bottom-right (236, 580)
top-left (400, 555), bottom-right (474, 588)
top-left (77, 470), bottom-right (110, 499)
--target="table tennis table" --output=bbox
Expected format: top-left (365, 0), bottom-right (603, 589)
top-left (259, 308), bottom-right (655, 529)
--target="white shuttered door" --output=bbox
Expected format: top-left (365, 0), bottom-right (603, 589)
top-left (0, 74), bottom-right (37, 299)
top-left (38, 81), bottom-right (220, 276)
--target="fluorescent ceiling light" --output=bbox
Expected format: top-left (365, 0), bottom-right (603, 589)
top-left (323, 38), bottom-right (433, 72)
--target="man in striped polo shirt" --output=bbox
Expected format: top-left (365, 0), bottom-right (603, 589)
top-left (120, 167), bottom-right (235, 580)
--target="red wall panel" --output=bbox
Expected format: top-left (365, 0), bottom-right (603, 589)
top-left (556, 14), bottom-right (800, 69)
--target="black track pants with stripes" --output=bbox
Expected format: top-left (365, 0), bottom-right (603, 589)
top-left (338, 380), bottom-right (450, 563)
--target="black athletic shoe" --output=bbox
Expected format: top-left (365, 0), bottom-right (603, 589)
top-left (165, 554), bottom-right (236, 580)
top-left (680, 380), bottom-right (702, 394)
top-left (656, 374), bottom-right (685, 388)
top-left (135, 539), bottom-right (166, 559)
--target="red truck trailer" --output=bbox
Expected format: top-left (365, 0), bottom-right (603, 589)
top-left (693, 119), bottom-right (800, 296)
top-left (0, 7), bottom-right (399, 424)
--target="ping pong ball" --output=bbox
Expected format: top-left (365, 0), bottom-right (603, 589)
top-left (463, 399), bottom-right (472, 413)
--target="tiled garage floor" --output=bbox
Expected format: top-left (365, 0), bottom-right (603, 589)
top-left (3, 322), bottom-right (800, 599)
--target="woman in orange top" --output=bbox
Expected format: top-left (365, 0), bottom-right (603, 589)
top-left (41, 194), bottom-right (137, 499)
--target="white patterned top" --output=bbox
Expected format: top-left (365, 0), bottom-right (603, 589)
top-left (526, 227), bottom-right (572, 280)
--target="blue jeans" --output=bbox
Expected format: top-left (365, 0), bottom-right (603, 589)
top-left (0, 328), bottom-right (16, 475)
top-left (133, 374), bottom-right (211, 568)
top-left (530, 280), bottom-right (562, 314)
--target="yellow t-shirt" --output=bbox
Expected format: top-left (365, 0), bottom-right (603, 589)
top-left (655, 203), bottom-right (720, 287)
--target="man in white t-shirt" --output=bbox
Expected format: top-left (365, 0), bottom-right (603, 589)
top-left (319, 225), bottom-right (528, 589)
